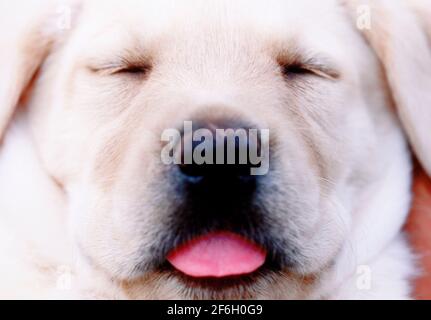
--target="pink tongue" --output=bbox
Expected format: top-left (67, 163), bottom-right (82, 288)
top-left (167, 232), bottom-right (267, 278)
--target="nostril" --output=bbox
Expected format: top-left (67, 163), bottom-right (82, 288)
top-left (178, 139), bottom-right (217, 178)
top-left (177, 120), bottom-right (262, 181)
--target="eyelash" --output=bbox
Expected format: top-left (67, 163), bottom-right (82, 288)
top-left (114, 65), bottom-right (152, 76)
top-left (89, 63), bottom-right (152, 78)
top-left (282, 64), bottom-right (315, 77)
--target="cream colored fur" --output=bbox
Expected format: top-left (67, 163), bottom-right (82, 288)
top-left (0, 0), bottom-right (430, 299)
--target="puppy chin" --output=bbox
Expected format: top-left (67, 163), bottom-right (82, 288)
top-left (118, 269), bottom-right (318, 300)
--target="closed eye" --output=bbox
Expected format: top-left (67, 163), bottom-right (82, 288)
top-left (114, 65), bottom-right (151, 75)
top-left (278, 52), bottom-right (340, 81)
top-left (87, 55), bottom-right (152, 78)
top-left (283, 64), bottom-right (315, 76)
top-left (282, 62), bottom-right (340, 80)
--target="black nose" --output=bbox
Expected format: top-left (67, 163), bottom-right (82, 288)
top-left (178, 120), bottom-right (261, 182)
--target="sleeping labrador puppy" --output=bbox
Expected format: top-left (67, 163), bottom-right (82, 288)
top-left (0, 0), bottom-right (430, 299)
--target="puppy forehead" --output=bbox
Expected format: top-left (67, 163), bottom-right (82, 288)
top-left (77, 0), bottom-right (348, 56)
top-left (83, 0), bottom-right (339, 25)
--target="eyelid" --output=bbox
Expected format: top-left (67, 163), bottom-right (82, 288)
top-left (88, 62), bottom-right (151, 76)
top-left (86, 53), bottom-right (152, 75)
top-left (301, 63), bottom-right (340, 80)
top-left (278, 53), bottom-right (341, 81)
top-left (88, 64), bottom-right (123, 75)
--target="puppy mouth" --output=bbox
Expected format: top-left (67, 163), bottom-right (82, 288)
top-left (166, 231), bottom-right (267, 279)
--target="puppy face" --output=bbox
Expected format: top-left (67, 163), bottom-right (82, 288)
top-left (13, 0), bottom-right (425, 298)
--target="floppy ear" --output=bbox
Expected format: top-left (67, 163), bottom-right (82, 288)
top-left (0, 0), bottom-right (74, 141)
top-left (346, 0), bottom-right (431, 176)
